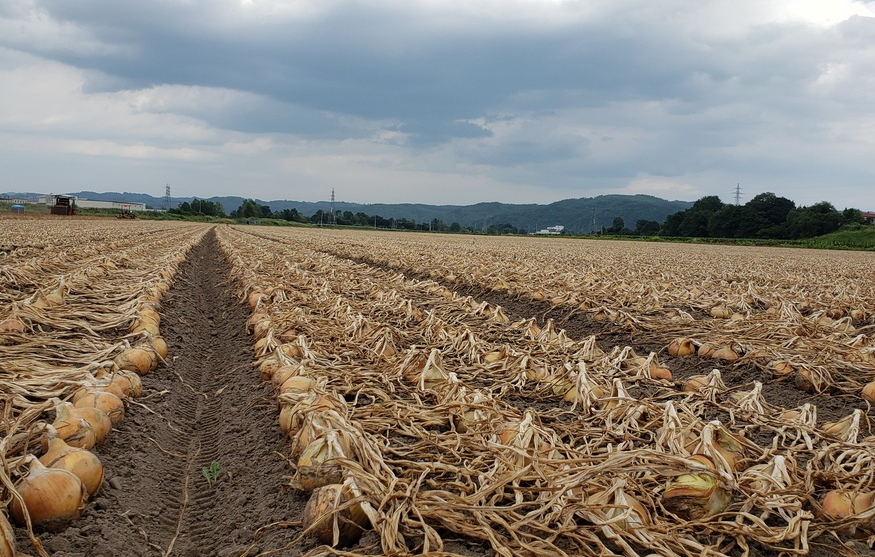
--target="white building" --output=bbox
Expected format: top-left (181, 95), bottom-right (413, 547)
top-left (532, 225), bottom-right (565, 235)
top-left (41, 195), bottom-right (146, 211)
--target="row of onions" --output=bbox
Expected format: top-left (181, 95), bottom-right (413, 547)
top-left (0, 219), bottom-right (208, 556)
top-left (219, 225), bottom-right (875, 557)
top-left (303, 228), bottom-right (874, 402)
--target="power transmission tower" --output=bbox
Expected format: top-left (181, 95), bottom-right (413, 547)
top-left (164, 184), bottom-right (171, 210)
top-left (733, 183), bottom-right (743, 206)
top-left (590, 204), bottom-right (597, 233)
top-left (330, 188), bottom-right (336, 225)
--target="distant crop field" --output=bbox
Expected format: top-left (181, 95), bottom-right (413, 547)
top-left (3, 219), bottom-right (874, 557)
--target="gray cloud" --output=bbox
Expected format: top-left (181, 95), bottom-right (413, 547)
top-left (1, 0), bottom-right (873, 208)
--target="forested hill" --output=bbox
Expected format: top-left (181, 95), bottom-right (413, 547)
top-left (11, 191), bottom-right (691, 233)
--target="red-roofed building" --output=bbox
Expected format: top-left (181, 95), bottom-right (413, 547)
top-left (862, 211), bottom-right (875, 223)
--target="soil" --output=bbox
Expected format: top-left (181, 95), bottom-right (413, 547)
top-left (19, 230), bottom-right (311, 557)
top-left (14, 232), bottom-right (873, 557)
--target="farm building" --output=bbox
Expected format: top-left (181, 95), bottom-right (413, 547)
top-left (532, 225), bottom-right (565, 235)
top-left (42, 195), bottom-right (147, 212)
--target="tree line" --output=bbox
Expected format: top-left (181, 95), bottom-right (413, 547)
top-left (603, 193), bottom-right (867, 239)
top-left (174, 198), bottom-right (523, 235)
top-left (171, 194), bottom-right (868, 240)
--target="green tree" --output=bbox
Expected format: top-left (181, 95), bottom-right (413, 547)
top-left (635, 219), bottom-right (661, 236)
top-left (735, 193), bottom-right (794, 238)
top-left (786, 202), bottom-right (844, 238)
top-left (842, 208), bottom-right (864, 225)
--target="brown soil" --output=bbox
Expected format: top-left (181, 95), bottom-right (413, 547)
top-left (22, 231), bottom-right (310, 557)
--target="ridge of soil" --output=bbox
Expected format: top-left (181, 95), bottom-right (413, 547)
top-left (25, 229), bottom-right (309, 557)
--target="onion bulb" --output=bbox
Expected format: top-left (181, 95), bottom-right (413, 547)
top-left (294, 431), bottom-right (354, 492)
top-left (0, 318), bottom-right (26, 334)
top-left (10, 458), bottom-right (87, 531)
top-left (114, 347), bottom-right (154, 374)
top-left (269, 364), bottom-right (300, 387)
top-left (820, 490), bottom-right (875, 534)
top-left (39, 436), bottom-right (104, 496)
top-left (0, 512), bottom-right (14, 557)
top-left (279, 376), bottom-right (317, 398)
top-left (73, 390), bottom-right (124, 426)
top-left (662, 471), bottom-right (731, 520)
top-left (862, 381), bottom-right (875, 403)
top-left (301, 483), bottom-right (370, 547)
top-left (111, 370), bottom-right (143, 398)
top-left (51, 404), bottom-right (97, 450)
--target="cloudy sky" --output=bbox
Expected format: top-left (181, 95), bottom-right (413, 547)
top-left (1, 1), bottom-right (874, 209)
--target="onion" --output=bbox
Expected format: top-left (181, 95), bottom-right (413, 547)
top-left (862, 381), bottom-right (875, 403)
top-left (10, 458), bottom-right (87, 531)
top-left (247, 311), bottom-right (267, 330)
top-left (51, 405), bottom-right (97, 450)
top-left (648, 366), bottom-right (673, 381)
top-left (252, 319), bottom-right (272, 340)
top-left (73, 390), bottom-right (124, 426)
top-left (146, 335), bottom-right (168, 361)
top-left (39, 436), bottom-right (104, 496)
top-left (711, 346), bottom-right (739, 361)
top-left (130, 316), bottom-right (159, 336)
top-left (279, 376), bottom-right (317, 398)
top-left (292, 411), bottom-right (345, 457)
top-left (301, 483), bottom-right (370, 547)
top-left (697, 343), bottom-right (720, 358)
top-left (54, 402), bottom-right (112, 445)
top-left (668, 338), bottom-right (696, 357)
top-left (295, 431), bottom-right (354, 492)
top-left (682, 375), bottom-right (710, 393)
top-left (247, 290), bottom-right (266, 311)
top-left (114, 347), bottom-right (154, 374)
top-left (269, 364), bottom-right (301, 387)
top-left (793, 368), bottom-right (821, 393)
top-left (0, 318), bottom-right (26, 334)
top-left (0, 512), bottom-right (14, 557)
top-left (257, 356), bottom-right (282, 379)
top-left (709, 305), bottom-right (731, 319)
top-left (662, 471), bottom-right (731, 520)
top-left (112, 370), bottom-right (143, 398)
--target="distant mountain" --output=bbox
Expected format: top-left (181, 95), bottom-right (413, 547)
top-left (3, 190), bottom-right (691, 233)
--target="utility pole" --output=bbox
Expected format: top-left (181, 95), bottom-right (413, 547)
top-left (733, 183), bottom-right (743, 206)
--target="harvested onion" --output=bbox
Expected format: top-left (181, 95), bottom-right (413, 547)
top-left (114, 347), bottom-right (154, 374)
top-left (301, 483), bottom-right (370, 547)
top-left (662, 470), bottom-right (731, 520)
top-left (40, 436), bottom-right (104, 496)
top-left (295, 431), bottom-right (354, 492)
top-left (10, 458), bottom-right (87, 531)
top-left (73, 390), bottom-right (124, 426)
top-left (0, 512), bottom-right (14, 557)
top-left (51, 404), bottom-right (97, 450)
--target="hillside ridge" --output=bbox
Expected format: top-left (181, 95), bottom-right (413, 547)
top-left (2, 191), bottom-right (691, 233)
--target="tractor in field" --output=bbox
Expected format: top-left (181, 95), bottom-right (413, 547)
top-left (49, 195), bottom-right (76, 216)
top-left (117, 207), bottom-right (136, 219)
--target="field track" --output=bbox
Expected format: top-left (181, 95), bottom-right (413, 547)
top-left (2, 221), bottom-right (874, 557)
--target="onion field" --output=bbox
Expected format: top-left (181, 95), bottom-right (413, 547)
top-left (1, 219), bottom-right (874, 557)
